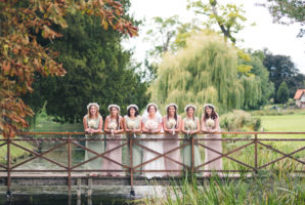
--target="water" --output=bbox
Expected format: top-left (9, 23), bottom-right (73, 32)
top-left (1, 137), bottom-right (170, 204)
top-left (0, 194), bottom-right (135, 205)
top-left (1, 138), bottom-right (144, 204)
top-left (0, 185), bottom-right (166, 205)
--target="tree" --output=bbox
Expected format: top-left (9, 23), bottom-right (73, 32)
top-left (149, 32), bottom-right (263, 114)
top-left (263, 0), bottom-right (305, 38)
top-left (263, 50), bottom-right (305, 101)
top-left (144, 16), bottom-right (200, 82)
top-left (23, 11), bottom-right (149, 123)
top-left (0, 0), bottom-right (138, 138)
top-left (277, 81), bottom-right (289, 103)
top-left (187, 0), bottom-right (248, 44)
top-left (239, 50), bottom-right (275, 107)
top-left (145, 15), bottom-right (181, 58)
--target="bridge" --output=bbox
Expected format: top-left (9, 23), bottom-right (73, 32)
top-left (0, 131), bottom-right (305, 198)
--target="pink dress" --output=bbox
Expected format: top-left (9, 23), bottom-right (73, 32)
top-left (203, 117), bottom-right (223, 171)
top-left (102, 117), bottom-right (123, 176)
top-left (142, 116), bottom-right (166, 178)
top-left (163, 117), bottom-right (182, 176)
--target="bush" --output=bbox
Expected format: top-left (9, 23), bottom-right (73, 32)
top-left (220, 110), bottom-right (261, 131)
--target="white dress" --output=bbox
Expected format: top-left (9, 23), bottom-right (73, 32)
top-left (142, 116), bottom-right (166, 178)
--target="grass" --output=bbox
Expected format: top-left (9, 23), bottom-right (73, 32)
top-left (29, 114), bottom-right (82, 132)
top-left (142, 173), bottom-right (305, 205)
top-left (260, 113), bottom-right (305, 133)
top-left (0, 140), bottom-right (34, 165)
top-left (147, 110), bottom-right (305, 205)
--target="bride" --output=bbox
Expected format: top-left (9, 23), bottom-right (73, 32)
top-left (141, 103), bottom-right (166, 178)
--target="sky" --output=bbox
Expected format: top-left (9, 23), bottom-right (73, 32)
top-left (123, 0), bottom-right (305, 74)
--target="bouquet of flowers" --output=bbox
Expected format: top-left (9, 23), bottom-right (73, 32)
top-left (206, 118), bottom-right (215, 128)
top-left (108, 121), bottom-right (117, 130)
top-left (127, 120), bottom-right (137, 129)
top-left (185, 120), bottom-right (196, 130)
top-left (167, 119), bottom-right (176, 129)
top-left (88, 120), bottom-right (95, 128)
top-left (145, 120), bottom-right (158, 130)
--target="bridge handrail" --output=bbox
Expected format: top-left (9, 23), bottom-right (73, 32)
top-left (1, 131), bottom-right (305, 195)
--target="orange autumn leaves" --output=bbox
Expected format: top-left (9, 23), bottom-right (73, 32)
top-left (0, 0), bottom-right (138, 138)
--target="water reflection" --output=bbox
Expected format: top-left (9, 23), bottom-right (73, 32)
top-left (1, 194), bottom-right (134, 205)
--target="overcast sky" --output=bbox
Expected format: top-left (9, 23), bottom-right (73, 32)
top-left (123, 0), bottom-right (305, 74)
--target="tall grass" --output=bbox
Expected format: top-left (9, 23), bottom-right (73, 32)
top-left (143, 173), bottom-right (305, 205)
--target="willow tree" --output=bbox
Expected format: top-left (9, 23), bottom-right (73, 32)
top-left (150, 32), bottom-right (246, 114)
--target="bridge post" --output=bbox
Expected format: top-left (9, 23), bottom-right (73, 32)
top-left (67, 135), bottom-right (72, 195)
top-left (254, 134), bottom-right (258, 174)
top-left (129, 135), bottom-right (135, 197)
top-left (191, 136), bottom-right (195, 175)
top-left (6, 137), bottom-right (12, 200)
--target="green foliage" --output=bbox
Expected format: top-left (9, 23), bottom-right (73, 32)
top-left (173, 20), bottom-right (201, 50)
top-left (0, 140), bottom-right (33, 164)
top-left (150, 32), bottom-right (265, 114)
top-left (150, 32), bottom-right (243, 114)
top-left (143, 174), bottom-right (305, 205)
top-left (264, 0), bottom-right (305, 38)
top-left (23, 11), bottom-right (149, 123)
top-left (277, 81), bottom-right (290, 104)
top-left (145, 15), bottom-right (181, 57)
top-left (238, 50), bottom-right (275, 107)
top-left (220, 110), bottom-right (261, 131)
top-left (187, 0), bottom-right (248, 43)
top-left (263, 50), bottom-right (305, 101)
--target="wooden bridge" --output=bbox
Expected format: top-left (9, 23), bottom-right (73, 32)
top-left (0, 131), bottom-right (305, 198)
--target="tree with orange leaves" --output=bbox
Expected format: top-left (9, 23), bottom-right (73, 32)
top-left (0, 0), bottom-right (138, 138)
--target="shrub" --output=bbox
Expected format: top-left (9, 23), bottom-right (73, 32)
top-left (220, 110), bottom-right (261, 131)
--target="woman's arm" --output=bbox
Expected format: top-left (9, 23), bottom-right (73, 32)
top-left (83, 116), bottom-right (91, 133)
top-left (141, 120), bottom-right (150, 133)
top-left (104, 116), bottom-right (110, 133)
top-left (174, 116), bottom-right (182, 133)
top-left (152, 121), bottom-right (162, 134)
top-left (193, 118), bottom-right (200, 134)
top-left (181, 119), bottom-right (188, 134)
top-left (201, 115), bottom-right (210, 132)
top-left (93, 116), bottom-right (103, 133)
top-left (210, 117), bottom-right (220, 133)
top-left (163, 116), bottom-right (170, 133)
top-left (114, 116), bottom-right (125, 134)
top-left (134, 117), bottom-right (142, 133)
top-left (123, 117), bottom-right (130, 132)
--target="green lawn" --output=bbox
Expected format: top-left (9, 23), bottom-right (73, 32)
top-left (29, 117), bottom-right (82, 132)
top-left (0, 141), bottom-right (34, 165)
top-left (260, 113), bottom-right (305, 132)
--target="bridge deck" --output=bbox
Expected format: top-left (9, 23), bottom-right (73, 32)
top-left (1, 172), bottom-right (304, 186)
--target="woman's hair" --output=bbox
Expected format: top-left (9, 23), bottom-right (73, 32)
top-left (110, 107), bottom-right (120, 129)
top-left (127, 106), bottom-right (139, 117)
top-left (147, 104), bottom-right (157, 112)
top-left (167, 105), bottom-right (178, 128)
top-left (88, 105), bottom-right (100, 119)
top-left (186, 106), bottom-right (195, 120)
top-left (203, 105), bottom-right (218, 120)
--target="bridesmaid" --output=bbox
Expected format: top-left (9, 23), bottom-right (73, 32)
top-left (141, 103), bottom-right (165, 178)
top-left (103, 104), bottom-right (124, 176)
top-left (83, 103), bottom-right (104, 174)
top-left (124, 104), bottom-right (143, 175)
top-left (181, 104), bottom-right (202, 175)
top-left (201, 104), bottom-right (222, 174)
top-left (163, 103), bottom-right (182, 176)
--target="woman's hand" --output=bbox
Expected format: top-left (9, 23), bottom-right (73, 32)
top-left (210, 129), bottom-right (217, 133)
top-left (125, 128), bottom-right (131, 133)
top-left (86, 128), bottom-right (93, 133)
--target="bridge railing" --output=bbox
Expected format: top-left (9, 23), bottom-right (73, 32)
top-left (1, 131), bottom-right (305, 195)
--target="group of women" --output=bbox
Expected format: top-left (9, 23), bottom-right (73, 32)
top-left (83, 102), bottom-right (223, 177)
